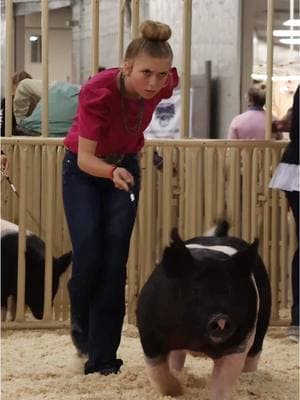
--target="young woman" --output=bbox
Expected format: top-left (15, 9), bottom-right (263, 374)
top-left (62, 20), bottom-right (178, 375)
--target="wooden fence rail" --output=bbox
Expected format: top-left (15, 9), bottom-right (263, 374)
top-left (1, 137), bottom-right (294, 328)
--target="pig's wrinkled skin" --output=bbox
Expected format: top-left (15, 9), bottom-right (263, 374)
top-left (137, 222), bottom-right (271, 399)
top-left (1, 219), bottom-right (71, 321)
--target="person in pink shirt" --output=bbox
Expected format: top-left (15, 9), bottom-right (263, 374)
top-left (62, 20), bottom-right (178, 376)
top-left (227, 83), bottom-right (281, 140)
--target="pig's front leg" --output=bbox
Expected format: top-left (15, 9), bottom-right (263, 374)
top-left (145, 355), bottom-right (183, 397)
top-left (210, 352), bottom-right (247, 400)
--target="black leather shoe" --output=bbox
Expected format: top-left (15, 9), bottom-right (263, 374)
top-left (99, 359), bottom-right (123, 375)
top-left (84, 359), bottom-right (123, 375)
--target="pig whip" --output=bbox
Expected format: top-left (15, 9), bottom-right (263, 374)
top-left (1, 170), bottom-right (42, 231)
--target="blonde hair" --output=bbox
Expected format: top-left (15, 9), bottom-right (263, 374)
top-left (247, 83), bottom-right (266, 107)
top-left (124, 20), bottom-right (173, 61)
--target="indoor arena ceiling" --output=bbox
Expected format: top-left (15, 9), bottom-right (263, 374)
top-left (254, 0), bottom-right (300, 46)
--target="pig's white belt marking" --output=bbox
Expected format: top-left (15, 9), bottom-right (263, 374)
top-left (251, 274), bottom-right (260, 314)
top-left (186, 244), bottom-right (238, 256)
top-left (242, 274), bottom-right (260, 352)
top-left (1, 219), bottom-right (18, 233)
top-left (1, 219), bottom-right (32, 238)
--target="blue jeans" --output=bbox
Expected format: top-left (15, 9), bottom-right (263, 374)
top-left (62, 150), bottom-right (140, 368)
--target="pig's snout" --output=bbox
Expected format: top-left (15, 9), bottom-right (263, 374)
top-left (207, 314), bottom-right (235, 343)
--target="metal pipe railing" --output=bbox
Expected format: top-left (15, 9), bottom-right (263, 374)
top-left (91, 0), bottom-right (100, 76)
top-left (118, 0), bottom-right (126, 64)
top-left (131, 0), bottom-right (140, 38)
top-left (41, 0), bottom-right (49, 138)
top-left (4, 0), bottom-right (13, 137)
top-left (180, 0), bottom-right (192, 138)
top-left (15, 145), bottom-right (27, 321)
top-left (265, 0), bottom-right (274, 139)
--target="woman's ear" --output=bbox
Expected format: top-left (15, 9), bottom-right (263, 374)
top-left (162, 71), bottom-right (171, 88)
top-left (123, 60), bottom-right (133, 77)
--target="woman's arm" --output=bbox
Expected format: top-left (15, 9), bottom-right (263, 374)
top-left (78, 136), bottom-right (114, 178)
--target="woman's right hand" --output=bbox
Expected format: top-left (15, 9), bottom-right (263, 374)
top-left (112, 167), bottom-right (134, 191)
top-left (77, 137), bottom-right (134, 190)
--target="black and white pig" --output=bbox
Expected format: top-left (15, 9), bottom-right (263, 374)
top-left (1, 219), bottom-right (72, 321)
top-left (137, 221), bottom-right (271, 400)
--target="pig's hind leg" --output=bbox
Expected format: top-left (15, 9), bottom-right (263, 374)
top-left (210, 352), bottom-right (248, 400)
top-left (145, 355), bottom-right (183, 397)
top-left (242, 324), bottom-right (264, 372)
top-left (243, 293), bottom-right (270, 373)
top-left (168, 350), bottom-right (187, 371)
top-left (243, 254), bottom-right (271, 373)
top-left (243, 352), bottom-right (261, 372)
top-left (210, 331), bottom-right (256, 400)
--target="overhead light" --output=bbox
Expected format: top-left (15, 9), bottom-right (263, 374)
top-left (251, 73), bottom-right (300, 81)
top-left (29, 35), bottom-right (39, 41)
top-left (279, 38), bottom-right (300, 45)
top-left (273, 29), bottom-right (300, 37)
top-left (283, 19), bottom-right (300, 27)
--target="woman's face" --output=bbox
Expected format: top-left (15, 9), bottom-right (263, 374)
top-left (123, 54), bottom-right (172, 100)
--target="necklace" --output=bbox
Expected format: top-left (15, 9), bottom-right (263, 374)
top-left (120, 72), bottom-right (145, 135)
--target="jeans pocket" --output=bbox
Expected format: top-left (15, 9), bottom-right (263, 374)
top-left (62, 153), bottom-right (78, 180)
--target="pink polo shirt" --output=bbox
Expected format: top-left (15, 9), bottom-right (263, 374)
top-left (64, 67), bottom-right (179, 156)
top-left (227, 109), bottom-right (267, 139)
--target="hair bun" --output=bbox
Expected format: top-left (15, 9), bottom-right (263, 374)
top-left (140, 20), bottom-right (172, 41)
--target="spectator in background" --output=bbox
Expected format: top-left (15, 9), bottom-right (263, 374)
top-left (13, 78), bottom-right (42, 126)
top-left (13, 79), bottom-right (80, 137)
top-left (269, 86), bottom-right (299, 342)
top-left (12, 68), bottom-right (106, 137)
top-left (1, 71), bottom-right (32, 136)
top-left (227, 83), bottom-right (282, 140)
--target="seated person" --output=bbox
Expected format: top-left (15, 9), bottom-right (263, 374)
top-left (13, 79), bottom-right (81, 137)
top-left (227, 83), bottom-right (282, 140)
top-left (1, 71), bottom-right (32, 136)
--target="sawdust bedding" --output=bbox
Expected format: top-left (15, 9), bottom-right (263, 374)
top-left (1, 325), bottom-right (299, 400)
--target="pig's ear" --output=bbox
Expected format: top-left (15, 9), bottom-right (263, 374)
top-left (54, 251), bottom-right (72, 277)
top-left (230, 239), bottom-right (259, 276)
top-left (162, 229), bottom-right (195, 278)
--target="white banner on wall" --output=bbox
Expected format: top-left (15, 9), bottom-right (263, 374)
top-left (144, 89), bottom-right (193, 139)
